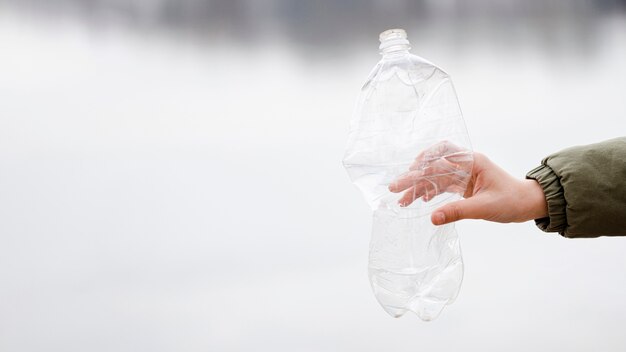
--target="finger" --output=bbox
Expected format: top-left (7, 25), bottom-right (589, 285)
top-left (389, 169), bottom-right (424, 193)
top-left (390, 158), bottom-right (459, 193)
top-left (422, 177), bottom-right (451, 202)
top-left (417, 177), bottom-right (463, 204)
top-left (397, 184), bottom-right (469, 209)
top-left (399, 172), bottom-right (466, 207)
top-left (442, 150), bottom-right (473, 165)
top-left (398, 180), bottom-right (437, 206)
top-left (409, 141), bottom-right (465, 171)
top-left (431, 196), bottom-right (486, 225)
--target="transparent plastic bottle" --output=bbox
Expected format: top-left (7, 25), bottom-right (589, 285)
top-left (343, 29), bottom-right (473, 321)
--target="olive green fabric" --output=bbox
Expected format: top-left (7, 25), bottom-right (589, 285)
top-left (526, 137), bottom-right (626, 238)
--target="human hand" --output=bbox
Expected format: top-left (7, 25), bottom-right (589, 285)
top-left (388, 142), bottom-right (548, 226)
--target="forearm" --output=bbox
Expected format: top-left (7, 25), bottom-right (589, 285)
top-left (527, 137), bottom-right (626, 238)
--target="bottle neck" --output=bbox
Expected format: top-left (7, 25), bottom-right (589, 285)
top-left (378, 29), bottom-right (411, 56)
top-left (381, 45), bottom-right (411, 57)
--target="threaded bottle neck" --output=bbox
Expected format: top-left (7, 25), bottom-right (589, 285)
top-left (379, 28), bottom-right (411, 55)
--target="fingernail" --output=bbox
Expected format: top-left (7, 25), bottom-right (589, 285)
top-left (433, 212), bottom-right (445, 225)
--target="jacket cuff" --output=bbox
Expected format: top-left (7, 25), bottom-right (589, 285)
top-left (526, 164), bottom-right (567, 233)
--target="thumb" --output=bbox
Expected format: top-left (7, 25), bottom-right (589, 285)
top-left (431, 197), bottom-right (485, 226)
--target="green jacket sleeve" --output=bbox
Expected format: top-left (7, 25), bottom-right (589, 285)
top-left (526, 137), bottom-right (626, 238)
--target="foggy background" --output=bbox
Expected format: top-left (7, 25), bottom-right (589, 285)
top-left (1, 1), bottom-right (626, 351)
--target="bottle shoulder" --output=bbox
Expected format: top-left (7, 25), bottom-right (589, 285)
top-left (362, 53), bottom-right (449, 91)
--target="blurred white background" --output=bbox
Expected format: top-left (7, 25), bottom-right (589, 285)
top-left (1, 1), bottom-right (626, 351)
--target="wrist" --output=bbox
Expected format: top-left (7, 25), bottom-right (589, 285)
top-left (521, 179), bottom-right (549, 221)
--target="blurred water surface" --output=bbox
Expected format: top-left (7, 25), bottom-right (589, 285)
top-left (1, 2), bottom-right (626, 351)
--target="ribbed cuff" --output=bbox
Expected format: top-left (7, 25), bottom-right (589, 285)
top-left (526, 164), bottom-right (568, 234)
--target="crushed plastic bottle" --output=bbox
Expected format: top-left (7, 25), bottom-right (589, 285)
top-left (343, 29), bottom-right (473, 321)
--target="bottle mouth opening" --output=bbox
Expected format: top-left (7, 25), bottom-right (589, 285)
top-left (379, 29), bottom-right (407, 42)
top-left (379, 28), bottom-right (410, 53)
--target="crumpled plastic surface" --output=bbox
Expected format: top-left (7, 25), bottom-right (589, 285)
top-left (343, 30), bottom-right (473, 321)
